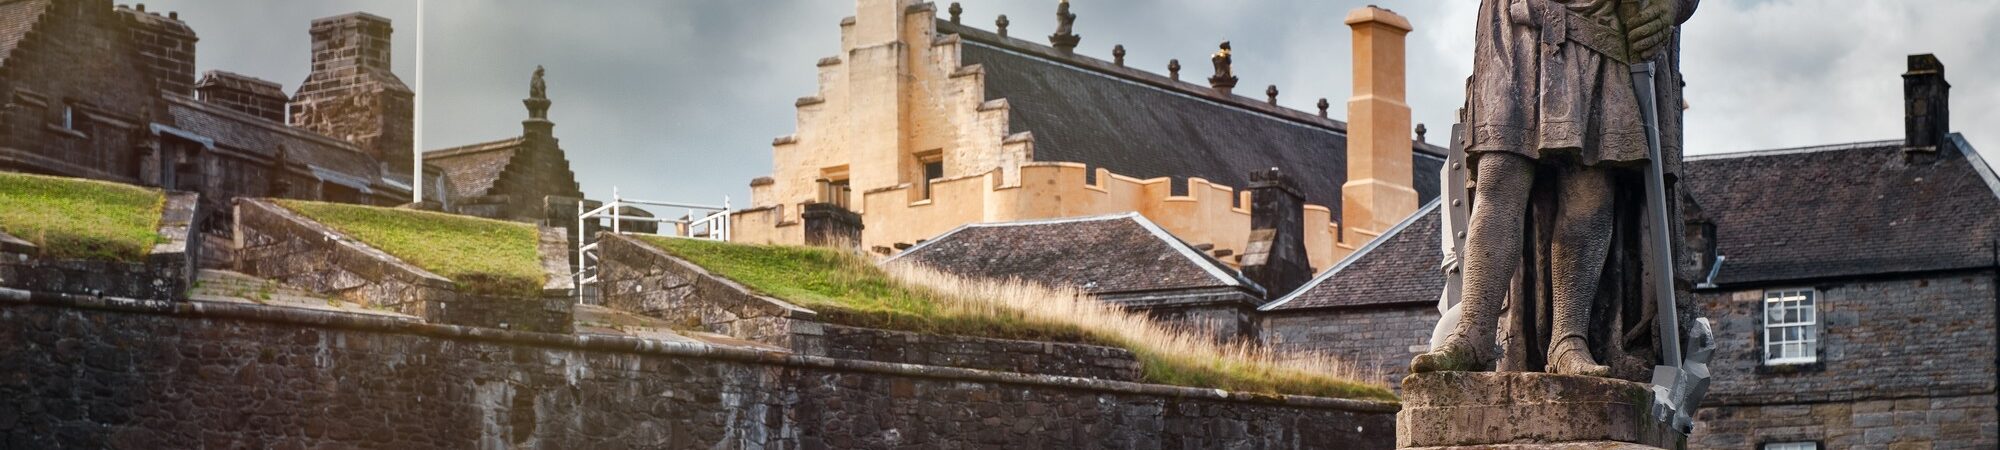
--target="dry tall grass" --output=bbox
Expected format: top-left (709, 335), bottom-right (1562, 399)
top-left (881, 262), bottom-right (1393, 401)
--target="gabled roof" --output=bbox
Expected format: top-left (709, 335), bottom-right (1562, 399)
top-left (1261, 201), bottom-right (1442, 312)
top-left (887, 213), bottom-right (1263, 297)
top-left (940, 21), bottom-right (1444, 221)
top-left (424, 137), bottom-right (527, 200)
top-left (164, 95), bottom-right (385, 181)
top-left (0, 0), bottom-right (47, 68)
top-left (1686, 134), bottom-right (2000, 285)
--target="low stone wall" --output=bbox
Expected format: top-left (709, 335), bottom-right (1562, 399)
top-left (231, 198), bottom-right (573, 333)
top-left (1263, 305), bottom-right (1442, 388)
top-left (595, 233), bottom-right (823, 353)
top-left (0, 191), bottom-right (199, 302)
top-left (824, 324), bottom-right (1143, 382)
top-left (0, 296), bottom-right (1399, 449)
top-left (1692, 395), bottom-right (1998, 449)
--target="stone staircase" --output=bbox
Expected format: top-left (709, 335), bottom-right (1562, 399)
top-left (189, 269), bottom-right (415, 319)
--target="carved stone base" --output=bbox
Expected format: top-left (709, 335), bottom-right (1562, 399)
top-left (1396, 372), bottom-right (1685, 449)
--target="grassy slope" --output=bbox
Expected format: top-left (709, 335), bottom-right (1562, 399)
top-left (643, 237), bottom-right (1394, 401)
top-left (278, 200), bottom-right (545, 296)
top-left (0, 172), bottom-right (163, 261)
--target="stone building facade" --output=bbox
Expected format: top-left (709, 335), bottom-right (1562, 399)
top-left (732, 0), bottom-right (1445, 272)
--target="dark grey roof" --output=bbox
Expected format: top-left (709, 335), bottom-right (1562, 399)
top-left (1687, 135), bottom-right (2000, 286)
top-left (944, 21), bottom-right (1443, 222)
top-left (887, 213), bottom-right (1261, 296)
top-left (164, 95), bottom-right (383, 181)
top-left (1261, 201), bottom-right (1443, 311)
top-left (425, 138), bottom-right (527, 200)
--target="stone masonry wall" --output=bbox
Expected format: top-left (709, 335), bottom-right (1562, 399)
top-left (0, 298), bottom-right (1398, 449)
top-left (823, 324), bottom-right (1142, 382)
top-left (0, 191), bottom-right (198, 302)
top-left (595, 233), bottom-right (823, 353)
top-left (1262, 305), bottom-right (1440, 388)
top-left (1690, 270), bottom-right (1999, 449)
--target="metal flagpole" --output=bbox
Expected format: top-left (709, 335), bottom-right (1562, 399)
top-left (413, 0), bottom-right (426, 204)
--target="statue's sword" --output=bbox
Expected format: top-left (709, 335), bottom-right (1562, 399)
top-left (1632, 61), bottom-right (1703, 432)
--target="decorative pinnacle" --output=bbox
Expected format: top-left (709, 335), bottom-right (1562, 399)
top-left (1049, 0), bottom-right (1081, 52)
top-left (948, 2), bottom-right (962, 24)
top-left (1113, 45), bottom-right (1125, 66)
top-left (1169, 59), bottom-right (1181, 80)
top-left (1266, 85), bottom-right (1279, 105)
top-left (1208, 41), bottom-right (1238, 93)
top-left (1317, 98), bottom-right (1330, 118)
top-left (1415, 123), bottom-right (1429, 143)
top-left (996, 15), bottom-right (1010, 38)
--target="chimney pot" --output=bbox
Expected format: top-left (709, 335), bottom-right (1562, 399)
top-left (168, 11), bottom-right (177, 19)
top-left (136, 3), bottom-right (145, 12)
top-left (1903, 53), bottom-right (1951, 155)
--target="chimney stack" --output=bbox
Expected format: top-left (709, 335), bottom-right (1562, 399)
top-left (1340, 5), bottom-right (1417, 241)
top-left (195, 71), bottom-right (288, 122)
top-left (1242, 168), bottom-right (1312, 299)
top-left (117, 4), bottom-right (197, 97)
top-left (1903, 53), bottom-right (1951, 154)
top-left (289, 13), bottom-right (414, 172)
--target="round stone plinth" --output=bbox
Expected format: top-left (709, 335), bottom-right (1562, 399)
top-left (1396, 372), bottom-right (1684, 449)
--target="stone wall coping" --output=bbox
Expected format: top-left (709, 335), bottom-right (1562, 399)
top-left (238, 198), bottom-right (454, 289)
top-left (536, 225), bottom-right (574, 295)
top-left (0, 286), bottom-right (1400, 414)
top-left (600, 233), bottom-right (819, 320)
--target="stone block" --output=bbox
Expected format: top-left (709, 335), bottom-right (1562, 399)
top-left (1398, 372), bottom-right (1682, 449)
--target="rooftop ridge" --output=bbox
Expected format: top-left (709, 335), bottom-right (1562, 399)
top-left (1260, 199), bottom-right (1441, 311)
top-left (425, 137), bottom-right (528, 159)
top-left (164, 94), bottom-right (361, 153)
top-left (1685, 138), bottom-right (1904, 161)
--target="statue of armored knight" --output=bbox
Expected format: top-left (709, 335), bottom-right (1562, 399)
top-left (1414, 0), bottom-right (1707, 386)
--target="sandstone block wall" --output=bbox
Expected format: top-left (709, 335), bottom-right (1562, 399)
top-left (823, 324), bottom-right (1142, 382)
top-left (1690, 270), bottom-right (1999, 449)
top-left (0, 298), bottom-right (1398, 449)
top-left (1262, 305), bottom-right (1440, 388)
top-left (594, 233), bottom-right (823, 353)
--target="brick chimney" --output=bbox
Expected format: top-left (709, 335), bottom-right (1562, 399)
top-left (289, 12), bottom-right (414, 172)
top-left (1340, 5), bottom-right (1418, 242)
top-left (1241, 168), bottom-right (1312, 299)
top-left (195, 71), bottom-right (288, 122)
top-left (117, 4), bottom-right (197, 96)
top-left (1903, 53), bottom-right (1951, 154)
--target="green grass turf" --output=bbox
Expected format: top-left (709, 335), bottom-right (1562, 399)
top-left (278, 200), bottom-right (545, 297)
top-left (0, 172), bottom-right (164, 261)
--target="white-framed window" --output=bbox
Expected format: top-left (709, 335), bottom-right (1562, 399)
top-left (60, 105), bottom-right (74, 130)
top-left (1763, 289), bottom-right (1818, 365)
top-left (1763, 441), bottom-right (1818, 450)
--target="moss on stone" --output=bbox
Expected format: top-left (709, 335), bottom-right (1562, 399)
top-left (0, 172), bottom-right (163, 261)
top-left (278, 200), bottom-right (545, 297)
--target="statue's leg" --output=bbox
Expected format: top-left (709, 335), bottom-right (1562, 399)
top-left (1413, 153), bottom-right (1535, 373)
top-left (1546, 164), bottom-right (1614, 376)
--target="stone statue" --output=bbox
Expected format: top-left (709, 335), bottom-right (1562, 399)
top-left (530, 65), bottom-right (547, 100)
top-left (1049, 0), bottom-right (1081, 52)
top-left (1210, 41), bottom-right (1233, 80)
top-left (1413, 0), bottom-right (1701, 379)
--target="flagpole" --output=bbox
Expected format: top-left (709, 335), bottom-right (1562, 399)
top-left (413, 0), bottom-right (426, 204)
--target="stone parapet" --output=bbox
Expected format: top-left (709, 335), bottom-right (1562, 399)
top-left (0, 191), bottom-right (198, 302)
top-left (1397, 372), bottom-right (1683, 449)
top-left (594, 233), bottom-right (824, 353)
top-left (823, 324), bottom-right (1142, 381)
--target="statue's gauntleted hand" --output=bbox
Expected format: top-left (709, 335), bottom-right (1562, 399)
top-left (1626, 0), bottom-right (1678, 60)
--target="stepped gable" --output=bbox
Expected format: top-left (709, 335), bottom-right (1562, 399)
top-left (1685, 135), bottom-right (2000, 286)
top-left (424, 137), bottom-right (528, 200)
top-left (888, 213), bottom-right (1260, 296)
top-left (164, 95), bottom-right (389, 190)
top-left (1261, 202), bottom-right (1442, 311)
top-left (0, 0), bottom-right (49, 67)
top-left (939, 20), bottom-right (1445, 220)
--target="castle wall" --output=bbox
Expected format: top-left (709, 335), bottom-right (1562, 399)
top-left (0, 296), bottom-right (1398, 449)
top-left (1262, 305), bottom-right (1440, 389)
top-left (0, 0), bottom-right (165, 184)
top-left (1689, 270), bottom-right (2000, 449)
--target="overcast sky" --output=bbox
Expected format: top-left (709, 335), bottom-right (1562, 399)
top-left (147, 0), bottom-right (1998, 205)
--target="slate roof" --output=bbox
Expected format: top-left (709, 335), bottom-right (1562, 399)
top-left (1261, 201), bottom-right (1443, 311)
top-left (0, 0), bottom-right (48, 67)
top-left (424, 138), bottom-right (527, 200)
top-left (887, 213), bottom-right (1262, 296)
top-left (1686, 135), bottom-right (2000, 285)
top-left (163, 95), bottom-right (390, 188)
top-left (197, 70), bottom-right (287, 99)
top-left (1262, 134), bottom-right (2000, 310)
top-left (942, 21), bottom-right (1444, 221)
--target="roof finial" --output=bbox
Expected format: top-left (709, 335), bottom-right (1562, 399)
top-left (1169, 59), bottom-right (1181, 81)
top-left (996, 15), bottom-right (1010, 38)
top-left (525, 65), bottom-right (551, 121)
top-left (1415, 123), bottom-right (1428, 143)
top-left (1266, 85), bottom-right (1279, 105)
top-left (1208, 41), bottom-right (1238, 95)
top-left (1317, 98), bottom-right (1330, 118)
top-left (1112, 44), bottom-right (1126, 66)
top-left (1049, 0), bottom-right (1080, 53)
top-left (948, 2), bottom-right (962, 24)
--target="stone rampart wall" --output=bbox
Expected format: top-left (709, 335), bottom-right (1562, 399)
top-left (1263, 304), bottom-right (1440, 388)
top-left (0, 191), bottom-right (198, 302)
top-left (594, 233), bottom-right (823, 353)
top-left (0, 296), bottom-right (1397, 449)
top-left (823, 324), bottom-right (1142, 382)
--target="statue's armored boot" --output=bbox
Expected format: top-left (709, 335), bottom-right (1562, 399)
top-left (1412, 320), bottom-right (1492, 373)
top-left (1546, 336), bottom-right (1610, 377)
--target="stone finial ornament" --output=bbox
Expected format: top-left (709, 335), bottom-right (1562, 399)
top-left (996, 15), bottom-right (1010, 38)
top-left (1316, 98), bottom-right (1329, 118)
top-left (1168, 59), bottom-right (1181, 80)
top-left (1049, 0), bottom-right (1081, 52)
top-left (1208, 41), bottom-right (1237, 94)
top-left (529, 65), bottom-right (547, 100)
top-left (1415, 123), bottom-right (1428, 143)
top-left (1112, 44), bottom-right (1125, 66)
top-left (525, 65), bottom-right (551, 120)
top-left (1265, 85), bottom-right (1278, 105)
top-left (948, 2), bottom-right (962, 24)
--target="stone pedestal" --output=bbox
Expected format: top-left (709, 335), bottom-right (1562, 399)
top-left (1397, 372), bottom-right (1685, 450)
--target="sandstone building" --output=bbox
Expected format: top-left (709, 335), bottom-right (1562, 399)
top-left (731, 0), bottom-right (1444, 272)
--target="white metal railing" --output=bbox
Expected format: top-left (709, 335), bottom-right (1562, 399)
top-left (576, 187), bottom-right (730, 304)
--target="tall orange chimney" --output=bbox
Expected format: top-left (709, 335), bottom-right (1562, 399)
top-left (1340, 6), bottom-right (1417, 241)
